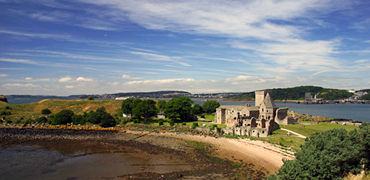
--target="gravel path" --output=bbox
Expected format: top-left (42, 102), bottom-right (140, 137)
top-left (280, 128), bottom-right (307, 138)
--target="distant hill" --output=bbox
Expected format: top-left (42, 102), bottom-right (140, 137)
top-left (4, 91), bottom-right (191, 100)
top-left (78, 90), bottom-right (191, 99)
top-left (0, 95), bottom-right (8, 104)
top-left (225, 86), bottom-right (354, 101)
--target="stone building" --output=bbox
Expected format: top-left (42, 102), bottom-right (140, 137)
top-left (215, 90), bottom-right (297, 137)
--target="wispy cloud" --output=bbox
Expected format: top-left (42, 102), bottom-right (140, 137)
top-left (72, 0), bottom-right (351, 41)
top-left (0, 58), bottom-right (38, 65)
top-left (124, 78), bottom-right (196, 86)
top-left (0, 30), bottom-right (73, 41)
top-left (59, 76), bottom-right (73, 82)
top-left (130, 51), bottom-right (191, 66)
top-left (121, 74), bottom-right (142, 80)
top-left (2, 83), bottom-right (39, 88)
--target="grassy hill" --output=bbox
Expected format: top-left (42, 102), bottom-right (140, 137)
top-left (0, 99), bottom-right (122, 122)
top-left (0, 95), bottom-right (8, 104)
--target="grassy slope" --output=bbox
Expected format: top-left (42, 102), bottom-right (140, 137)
top-left (0, 99), bottom-right (122, 121)
top-left (281, 123), bottom-right (358, 137)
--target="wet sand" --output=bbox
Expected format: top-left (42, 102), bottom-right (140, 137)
top-left (0, 128), bottom-right (288, 179)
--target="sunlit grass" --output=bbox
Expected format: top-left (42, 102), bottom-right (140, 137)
top-left (281, 122), bottom-right (359, 137)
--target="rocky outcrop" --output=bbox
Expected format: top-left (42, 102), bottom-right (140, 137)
top-left (0, 95), bottom-right (8, 104)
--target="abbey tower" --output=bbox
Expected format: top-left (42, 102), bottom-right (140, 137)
top-left (255, 90), bottom-right (267, 107)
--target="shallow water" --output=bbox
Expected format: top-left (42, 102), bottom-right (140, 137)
top-left (0, 142), bottom-right (192, 180)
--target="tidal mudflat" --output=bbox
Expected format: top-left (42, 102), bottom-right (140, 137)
top-left (0, 128), bottom-right (269, 179)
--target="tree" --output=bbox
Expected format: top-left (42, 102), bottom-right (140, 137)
top-left (86, 107), bottom-right (116, 127)
top-left (359, 122), bottom-right (370, 169)
top-left (157, 100), bottom-right (166, 111)
top-left (202, 101), bottom-right (220, 114)
top-left (99, 112), bottom-right (116, 127)
top-left (276, 129), bottom-right (363, 180)
top-left (72, 114), bottom-right (84, 125)
top-left (53, 109), bottom-right (74, 125)
top-left (192, 104), bottom-right (204, 115)
top-left (360, 93), bottom-right (370, 100)
top-left (41, 108), bottom-right (52, 115)
top-left (164, 97), bottom-right (193, 121)
top-left (132, 100), bottom-right (157, 123)
top-left (121, 98), bottom-right (133, 116)
top-left (87, 96), bottom-right (94, 100)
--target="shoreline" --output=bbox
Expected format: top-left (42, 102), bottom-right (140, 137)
top-left (0, 128), bottom-right (294, 173)
top-left (0, 127), bottom-right (291, 177)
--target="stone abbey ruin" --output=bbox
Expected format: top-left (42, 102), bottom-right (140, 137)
top-left (216, 91), bottom-right (298, 137)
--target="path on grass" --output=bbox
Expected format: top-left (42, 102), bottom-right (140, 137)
top-left (280, 128), bottom-right (307, 138)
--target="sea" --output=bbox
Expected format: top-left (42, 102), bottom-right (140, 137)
top-left (6, 98), bottom-right (370, 122)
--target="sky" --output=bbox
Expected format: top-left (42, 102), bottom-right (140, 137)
top-left (0, 0), bottom-right (370, 96)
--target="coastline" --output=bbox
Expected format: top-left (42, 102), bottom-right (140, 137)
top-left (0, 127), bottom-right (291, 178)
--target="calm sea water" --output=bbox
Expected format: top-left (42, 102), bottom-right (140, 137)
top-left (7, 98), bottom-right (370, 122)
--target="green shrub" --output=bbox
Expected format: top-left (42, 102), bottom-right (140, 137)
top-left (158, 120), bottom-right (164, 126)
top-left (24, 119), bottom-right (35, 125)
top-left (182, 122), bottom-right (186, 125)
top-left (53, 109), bottom-right (74, 125)
top-left (211, 124), bottom-right (217, 130)
top-left (72, 114), bottom-right (84, 125)
top-left (99, 114), bottom-right (116, 127)
top-left (0, 110), bottom-right (11, 115)
top-left (169, 120), bottom-right (174, 126)
top-left (41, 108), bottom-right (52, 115)
top-left (6, 119), bottom-right (12, 124)
top-left (36, 116), bottom-right (48, 123)
top-left (192, 122), bottom-right (198, 129)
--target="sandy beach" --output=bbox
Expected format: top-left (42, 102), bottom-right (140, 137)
top-left (125, 130), bottom-right (294, 173)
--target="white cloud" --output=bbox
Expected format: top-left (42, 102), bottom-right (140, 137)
top-left (121, 74), bottom-right (142, 79)
top-left (65, 85), bottom-right (74, 89)
top-left (59, 76), bottom-right (72, 82)
top-left (0, 58), bottom-right (38, 65)
top-left (2, 83), bottom-right (39, 88)
top-left (0, 30), bottom-right (73, 41)
top-left (124, 78), bottom-right (196, 86)
top-left (76, 77), bottom-right (93, 82)
top-left (20, 77), bottom-right (51, 82)
top-left (225, 75), bottom-right (267, 85)
top-left (130, 51), bottom-right (191, 67)
top-left (0, 74), bottom-right (8, 77)
top-left (73, 0), bottom-right (351, 42)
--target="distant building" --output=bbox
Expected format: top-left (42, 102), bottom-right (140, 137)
top-left (216, 90), bottom-right (298, 137)
top-left (157, 112), bottom-right (166, 119)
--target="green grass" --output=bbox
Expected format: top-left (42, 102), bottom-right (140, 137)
top-left (204, 114), bottom-right (215, 121)
top-left (264, 129), bottom-right (306, 150)
top-left (183, 121), bottom-right (226, 129)
top-left (282, 122), bottom-right (359, 137)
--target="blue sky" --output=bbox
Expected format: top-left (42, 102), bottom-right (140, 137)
top-left (1, 0), bottom-right (369, 96)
